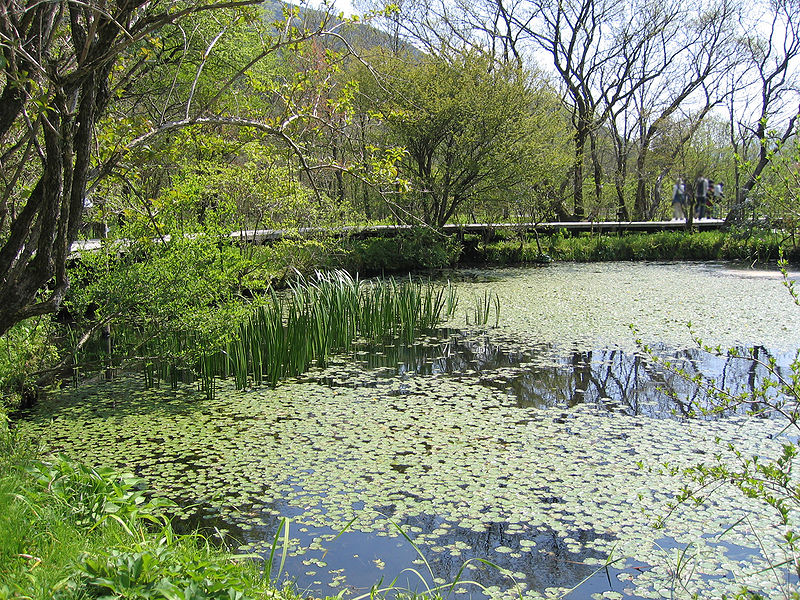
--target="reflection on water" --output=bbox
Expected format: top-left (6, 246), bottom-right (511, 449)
top-left (26, 333), bottom-right (793, 600)
top-left (319, 333), bottom-right (792, 420)
top-left (185, 500), bottom-right (622, 598)
top-left (26, 262), bottom-right (800, 600)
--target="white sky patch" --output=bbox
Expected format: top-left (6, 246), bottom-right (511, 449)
top-left (305, 0), bottom-right (356, 17)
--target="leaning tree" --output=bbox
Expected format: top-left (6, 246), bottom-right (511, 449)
top-left (0, 1), bottom-right (258, 336)
top-left (0, 0), bottom-right (351, 337)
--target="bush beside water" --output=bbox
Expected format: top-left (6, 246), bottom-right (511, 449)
top-left (334, 228), bottom-right (789, 269)
top-left (338, 228), bottom-right (462, 273)
top-left (467, 229), bottom-right (786, 265)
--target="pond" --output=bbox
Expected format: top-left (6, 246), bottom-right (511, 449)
top-left (23, 262), bottom-right (800, 599)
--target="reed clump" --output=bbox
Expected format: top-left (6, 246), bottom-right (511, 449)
top-left (195, 270), bottom-right (458, 395)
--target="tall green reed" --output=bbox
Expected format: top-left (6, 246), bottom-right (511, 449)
top-left (185, 270), bottom-right (459, 398)
top-left (465, 290), bottom-right (500, 328)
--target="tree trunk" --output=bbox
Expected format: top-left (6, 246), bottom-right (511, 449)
top-left (726, 107), bottom-right (799, 224)
top-left (589, 131), bottom-right (603, 217)
top-left (633, 147), bottom-right (649, 220)
top-left (0, 68), bottom-right (111, 336)
top-left (572, 126), bottom-right (587, 220)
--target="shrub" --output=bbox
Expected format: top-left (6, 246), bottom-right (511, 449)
top-left (342, 228), bottom-right (462, 273)
top-left (477, 230), bottom-right (785, 264)
top-left (0, 319), bottom-right (58, 409)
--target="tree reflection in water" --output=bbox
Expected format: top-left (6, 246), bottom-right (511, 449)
top-left (340, 334), bottom-right (789, 420)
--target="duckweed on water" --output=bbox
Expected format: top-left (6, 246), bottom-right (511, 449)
top-left (26, 367), bottom-right (791, 599)
top-left (443, 262), bottom-right (800, 352)
top-left (25, 263), bottom-right (800, 599)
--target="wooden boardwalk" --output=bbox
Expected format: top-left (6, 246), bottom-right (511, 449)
top-left (71, 219), bottom-right (725, 252)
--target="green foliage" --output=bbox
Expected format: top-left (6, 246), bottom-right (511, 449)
top-left (473, 230), bottom-right (783, 264)
top-left (65, 227), bottom-right (462, 398)
top-left (266, 238), bottom-right (341, 284)
top-left (194, 270), bottom-right (458, 393)
top-left (0, 319), bottom-right (58, 409)
top-left (340, 228), bottom-right (462, 273)
top-left (70, 539), bottom-right (261, 600)
top-left (66, 236), bottom-right (255, 373)
top-left (471, 239), bottom-right (552, 265)
top-left (22, 456), bottom-right (173, 532)
top-left (0, 439), bottom-right (289, 600)
top-left (108, 128), bottom-right (356, 240)
top-left (360, 50), bottom-right (570, 225)
top-left (754, 133), bottom-right (800, 243)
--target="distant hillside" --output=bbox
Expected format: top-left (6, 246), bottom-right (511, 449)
top-left (259, 0), bottom-right (415, 54)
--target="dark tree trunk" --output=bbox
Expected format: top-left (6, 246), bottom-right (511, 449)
top-left (726, 109), bottom-right (799, 224)
top-left (589, 131), bottom-right (603, 216)
top-left (572, 125), bottom-right (588, 220)
top-left (633, 151), bottom-right (649, 220)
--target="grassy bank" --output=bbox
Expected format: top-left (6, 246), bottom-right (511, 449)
top-left (461, 229), bottom-right (789, 265)
top-left (0, 408), bottom-right (311, 600)
top-left (334, 228), bottom-right (792, 271)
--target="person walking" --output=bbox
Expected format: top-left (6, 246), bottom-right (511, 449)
top-left (672, 178), bottom-right (686, 220)
top-left (706, 180), bottom-right (714, 218)
top-left (695, 176), bottom-right (708, 219)
top-left (713, 181), bottom-right (724, 218)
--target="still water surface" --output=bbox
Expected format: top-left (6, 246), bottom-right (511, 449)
top-left (25, 262), bottom-right (800, 599)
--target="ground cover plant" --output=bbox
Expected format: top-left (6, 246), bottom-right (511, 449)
top-left (0, 405), bottom-right (303, 600)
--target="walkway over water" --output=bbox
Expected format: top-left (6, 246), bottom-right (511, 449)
top-left (71, 218), bottom-right (725, 252)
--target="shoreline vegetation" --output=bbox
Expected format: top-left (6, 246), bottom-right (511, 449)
top-left (0, 408), bottom-right (344, 600)
top-left (337, 227), bottom-right (789, 274)
top-left (0, 227), bottom-right (795, 599)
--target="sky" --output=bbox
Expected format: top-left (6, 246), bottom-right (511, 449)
top-left (307, 0), bottom-right (356, 16)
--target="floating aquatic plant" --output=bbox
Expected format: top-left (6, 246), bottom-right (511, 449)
top-left (31, 263), bottom-right (800, 599)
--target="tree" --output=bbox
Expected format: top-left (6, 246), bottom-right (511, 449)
top-left (513, 0), bottom-right (637, 219)
top-left (725, 0), bottom-right (800, 223)
top-left (366, 50), bottom-right (565, 226)
top-left (625, 0), bottom-right (739, 220)
top-left (513, 0), bottom-right (740, 220)
top-left (0, 0), bottom-right (353, 338)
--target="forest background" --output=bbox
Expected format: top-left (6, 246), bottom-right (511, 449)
top-left (2, 2), bottom-right (800, 598)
